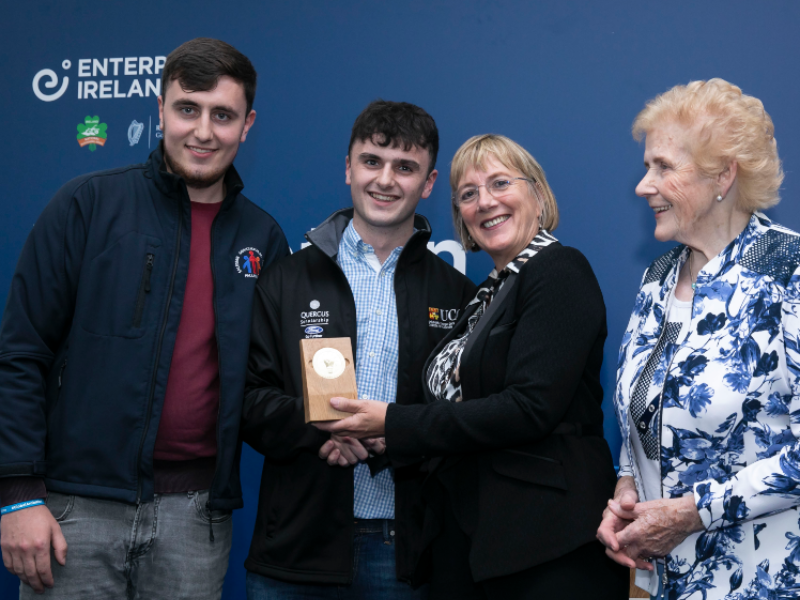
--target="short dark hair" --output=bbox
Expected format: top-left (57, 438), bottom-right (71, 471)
top-left (348, 100), bottom-right (439, 173)
top-left (162, 38), bottom-right (257, 114)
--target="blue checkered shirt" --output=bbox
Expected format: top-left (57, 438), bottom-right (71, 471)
top-left (337, 221), bottom-right (401, 519)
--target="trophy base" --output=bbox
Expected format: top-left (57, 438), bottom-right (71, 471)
top-left (300, 337), bottom-right (358, 423)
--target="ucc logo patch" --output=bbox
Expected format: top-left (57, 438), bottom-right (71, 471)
top-left (429, 307), bottom-right (460, 329)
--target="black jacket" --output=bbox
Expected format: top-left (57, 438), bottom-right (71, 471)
top-left (386, 242), bottom-right (618, 583)
top-left (0, 144), bottom-right (289, 510)
top-left (241, 209), bottom-right (476, 584)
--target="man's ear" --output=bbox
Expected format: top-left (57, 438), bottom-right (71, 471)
top-left (420, 169), bottom-right (439, 199)
top-left (345, 155), bottom-right (352, 185)
top-left (239, 110), bottom-right (257, 143)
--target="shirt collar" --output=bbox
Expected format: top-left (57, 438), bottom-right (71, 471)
top-left (339, 220), bottom-right (407, 272)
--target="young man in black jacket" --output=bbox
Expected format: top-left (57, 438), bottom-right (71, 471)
top-left (0, 38), bottom-right (289, 599)
top-left (242, 100), bottom-right (476, 598)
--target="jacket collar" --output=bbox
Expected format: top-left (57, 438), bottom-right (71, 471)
top-left (657, 212), bottom-right (769, 298)
top-left (145, 142), bottom-right (245, 203)
top-left (305, 208), bottom-right (433, 262)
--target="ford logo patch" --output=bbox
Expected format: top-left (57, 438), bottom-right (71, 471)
top-left (305, 326), bottom-right (324, 335)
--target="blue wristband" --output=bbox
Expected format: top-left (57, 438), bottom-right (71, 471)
top-left (1, 499), bottom-right (45, 516)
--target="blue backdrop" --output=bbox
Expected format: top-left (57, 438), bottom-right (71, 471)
top-left (2, 1), bottom-right (800, 597)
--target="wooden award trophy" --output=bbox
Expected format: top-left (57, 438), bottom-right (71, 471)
top-left (299, 337), bottom-right (358, 423)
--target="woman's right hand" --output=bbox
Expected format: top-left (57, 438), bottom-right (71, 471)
top-left (596, 475), bottom-right (652, 570)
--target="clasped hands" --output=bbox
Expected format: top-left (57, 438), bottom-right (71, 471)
top-left (313, 397), bottom-right (388, 467)
top-left (596, 475), bottom-right (705, 570)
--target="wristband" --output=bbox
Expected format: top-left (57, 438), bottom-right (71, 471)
top-left (1, 499), bottom-right (45, 516)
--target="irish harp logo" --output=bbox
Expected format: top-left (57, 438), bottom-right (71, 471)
top-left (128, 120), bottom-right (144, 146)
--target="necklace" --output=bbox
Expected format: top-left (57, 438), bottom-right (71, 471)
top-left (688, 250), bottom-right (697, 291)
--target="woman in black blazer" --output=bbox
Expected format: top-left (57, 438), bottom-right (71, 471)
top-left (318, 134), bottom-right (628, 599)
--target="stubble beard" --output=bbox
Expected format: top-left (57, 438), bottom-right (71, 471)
top-left (163, 147), bottom-right (228, 189)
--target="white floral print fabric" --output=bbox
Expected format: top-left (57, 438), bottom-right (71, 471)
top-left (614, 213), bottom-right (800, 599)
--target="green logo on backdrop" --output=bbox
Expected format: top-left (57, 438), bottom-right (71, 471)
top-left (76, 116), bottom-right (107, 152)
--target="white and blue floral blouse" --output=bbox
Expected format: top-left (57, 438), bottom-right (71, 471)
top-left (614, 213), bottom-right (800, 599)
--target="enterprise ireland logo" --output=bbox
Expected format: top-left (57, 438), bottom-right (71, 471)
top-left (33, 55), bottom-right (166, 102)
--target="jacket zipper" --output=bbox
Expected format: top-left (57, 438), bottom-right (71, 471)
top-left (58, 357), bottom-right (68, 388)
top-left (207, 207), bottom-right (222, 537)
top-left (132, 253), bottom-right (155, 328)
top-left (136, 205), bottom-right (183, 503)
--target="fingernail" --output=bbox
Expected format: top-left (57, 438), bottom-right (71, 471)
top-left (331, 398), bottom-right (340, 408)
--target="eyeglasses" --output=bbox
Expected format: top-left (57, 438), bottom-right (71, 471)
top-left (453, 177), bottom-right (532, 207)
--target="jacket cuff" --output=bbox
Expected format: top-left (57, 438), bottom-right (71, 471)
top-left (694, 478), bottom-right (737, 531)
top-left (0, 477), bottom-right (47, 507)
top-left (617, 466), bottom-right (634, 478)
top-left (384, 403), bottom-right (423, 468)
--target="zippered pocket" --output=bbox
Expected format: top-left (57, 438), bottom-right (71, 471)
top-left (132, 253), bottom-right (155, 328)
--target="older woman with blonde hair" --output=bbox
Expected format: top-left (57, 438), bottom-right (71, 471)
top-left (320, 134), bottom-right (628, 599)
top-left (597, 78), bottom-right (797, 600)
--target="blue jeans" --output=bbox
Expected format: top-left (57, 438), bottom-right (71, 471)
top-left (246, 519), bottom-right (427, 600)
top-left (19, 490), bottom-right (232, 600)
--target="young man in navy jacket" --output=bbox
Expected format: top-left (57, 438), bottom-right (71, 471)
top-left (241, 100), bottom-right (476, 598)
top-left (0, 38), bottom-right (289, 599)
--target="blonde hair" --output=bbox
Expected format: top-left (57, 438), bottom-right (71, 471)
top-left (632, 78), bottom-right (783, 212)
top-left (450, 134), bottom-right (559, 252)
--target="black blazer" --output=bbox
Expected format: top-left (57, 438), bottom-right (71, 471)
top-left (385, 242), bottom-right (618, 583)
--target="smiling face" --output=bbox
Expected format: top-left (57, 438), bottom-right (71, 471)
top-left (635, 122), bottom-right (719, 245)
top-left (457, 155), bottom-right (541, 270)
top-left (345, 136), bottom-right (437, 237)
top-left (158, 75), bottom-right (256, 191)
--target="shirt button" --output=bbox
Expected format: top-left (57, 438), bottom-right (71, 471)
top-left (375, 309), bottom-right (382, 315)
top-left (369, 352), bottom-right (375, 357)
top-left (361, 395), bottom-right (368, 400)
top-left (381, 272), bottom-right (386, 277)
top-left (648, 405), bottom-right (655, 412)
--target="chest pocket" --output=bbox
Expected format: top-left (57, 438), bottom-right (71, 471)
top-left (78, 232), bottom-right (163, 338)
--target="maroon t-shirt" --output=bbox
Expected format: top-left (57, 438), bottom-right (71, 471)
top-left (154, 201), bottom-right (222, 462)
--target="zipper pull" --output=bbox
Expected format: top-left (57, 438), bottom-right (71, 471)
top-left (144, 254), bottom-right (154, 292)
top-left (58, 358), bottom-right (68, 388)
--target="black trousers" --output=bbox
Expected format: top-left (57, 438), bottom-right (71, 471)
top-left (428, 499), bottom-right (629, 600)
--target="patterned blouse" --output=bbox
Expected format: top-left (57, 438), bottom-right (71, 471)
top-left (426, 230), bottom-right (558, 402)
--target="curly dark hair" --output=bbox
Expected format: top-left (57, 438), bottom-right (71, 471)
top-left (348, 100), bottom-right (439, 174)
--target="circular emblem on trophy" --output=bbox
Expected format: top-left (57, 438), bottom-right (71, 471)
top-left (312, 348), bottom-right (346, 379)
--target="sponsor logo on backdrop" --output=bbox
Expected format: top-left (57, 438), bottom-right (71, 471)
top-left (76, 116), bottom-right (107, 152)
top-left (428, 307), bottom-right (460, 329)
top-left (235, 247), bottom-right (263, 278)
top-left (33, 55), bottom-right (166, 102)
top-left (125, 117), bottom-right (162, 149)
top-left (32, 60), bottom-right (72, 102)
top-left (128, 120), bottom-right (144, 146)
